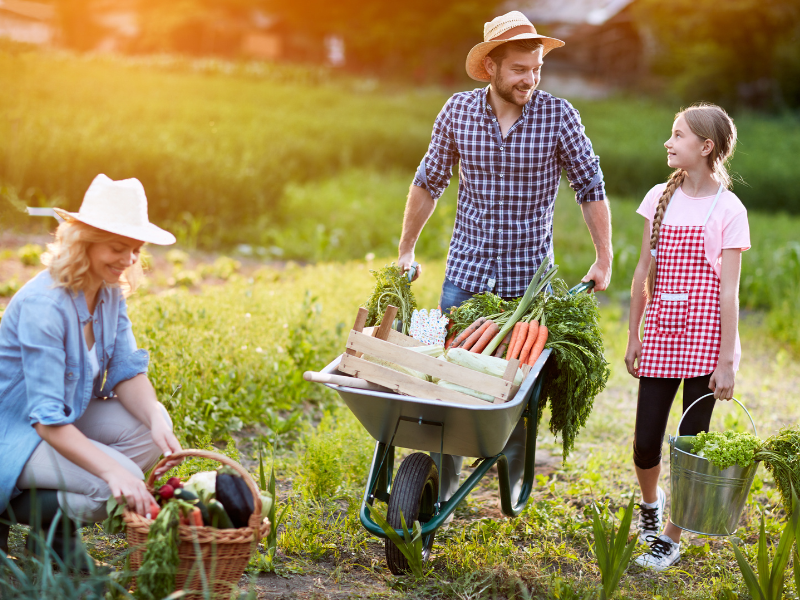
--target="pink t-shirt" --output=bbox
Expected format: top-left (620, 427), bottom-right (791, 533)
top-left (636, 183), bottom-right (750, 372)
top-left (636, 184), bottom-right (750, 279)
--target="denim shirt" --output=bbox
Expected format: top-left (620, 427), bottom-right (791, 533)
top-left (0, 270), bottom-right (149, 513)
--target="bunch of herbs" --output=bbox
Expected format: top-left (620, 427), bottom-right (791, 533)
top-left (362, 263), bottom-right (417, 334)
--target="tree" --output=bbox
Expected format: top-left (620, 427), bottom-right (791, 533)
top-left (261, 0), bottom-right (502, 82)
top-left (634, 0), bottom-right (800, 110)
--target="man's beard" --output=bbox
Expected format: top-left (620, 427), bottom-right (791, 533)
top-left (493, 70), bottom-right (534, 106)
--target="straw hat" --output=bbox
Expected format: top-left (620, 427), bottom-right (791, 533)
top-left (53, 174), bottom-right (176, 245)
top-left (465, 11), bottom-right (565, 82)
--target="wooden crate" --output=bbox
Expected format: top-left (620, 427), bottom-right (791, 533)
top-left (337, 306), bottom-right (523, 406)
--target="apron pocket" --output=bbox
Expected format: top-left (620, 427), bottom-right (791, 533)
top-left (657, 290), bottom-right (689, 335)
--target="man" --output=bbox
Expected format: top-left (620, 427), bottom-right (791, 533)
top-left (397, 11), bottom-right (613, 501)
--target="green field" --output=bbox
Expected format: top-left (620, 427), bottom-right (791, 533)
top-left (4, 244), bottom-right (798, 598)
top-left (3, 48), bottom-right (800, 598)
top-left (2, 50), bottom-right (800, 248)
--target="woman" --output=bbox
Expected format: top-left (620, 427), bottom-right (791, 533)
top-left (0, 174), bottom-right (182, 561)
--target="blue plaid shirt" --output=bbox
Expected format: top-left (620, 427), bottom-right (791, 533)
top-left (414, 87), bottom-right (606, 297)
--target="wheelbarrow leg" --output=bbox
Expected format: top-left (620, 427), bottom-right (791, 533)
top-left (498, 367), bottom-right (543, 517)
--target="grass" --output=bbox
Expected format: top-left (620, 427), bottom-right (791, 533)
top-left (2, 50), bottom-right (800, 248)
top-left (2, 239), bottom-right (800, 597)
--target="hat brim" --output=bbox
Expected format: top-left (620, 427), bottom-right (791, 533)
top-left (53, 208), bottom-right (177, 246)
top-left (465, 34), bottom-right (565, 82)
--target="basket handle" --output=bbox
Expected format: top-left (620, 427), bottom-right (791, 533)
top-left (147, 449), bottom-right (262, 520)
top-left (674, 393), bottom-right (757, 439)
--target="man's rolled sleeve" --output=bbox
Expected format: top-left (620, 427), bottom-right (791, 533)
top-left (101, 298), bottom-right (149, 395)
top-left (557, 101), bottom-right (607, 205)
top-left (412, 98), bottom-right (459, 201)
top-left (18, 296), bottom-right (72, 427)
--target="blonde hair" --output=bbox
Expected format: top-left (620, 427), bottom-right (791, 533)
top-left (645, 103), bottom-right (738, 300)
top-left (41, 220), bottom-right (143, 296)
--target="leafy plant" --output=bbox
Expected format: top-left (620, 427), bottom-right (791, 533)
top-left (249, 441), bottom-right (287, 573)
top-left (755, 428), bottom-right (800, 515)
top-left (16, 244), bottom-right (42, 267)
top-left (539, 279), bottom-right (610, 459)
top-left (0, 527), bottom-right (122, 599)
top-left (691, 430), bottom-right (762, 470)
top-left (362, 263), bottom-right (416, 335)
top-left (729, 492), bottom-right (800, 600)
top-left (366, 504), bottom-right (427, 578)
top-left (590, 498), bottom-right (637, 600)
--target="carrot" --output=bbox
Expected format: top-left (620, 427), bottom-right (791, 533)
top-left (525, 325), bottom-right (549, 366)
top-left (493, 330), bottom-right (513, 357)
top-left (148, 501), bottom-right (160, 520)
top-left (506, 322), bottom-right (524, 360)
top-left (518, 320), bottom-right (540, 364)
top-left (452, 318), bottom-right (485, 348)
top-left (444, 329), bottom-right (458, 349)
top-left (509, 322), bottom-right (529, 360)
top-left (460, 319), bottom-right (494, 351)
top-left (471, 322), bottom-right (500, 353)
top-left (191, 507), bottom-right (204, 527)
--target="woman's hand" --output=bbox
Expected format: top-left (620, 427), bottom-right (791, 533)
top-left (624, 336), bottom-right (643, 378)
top-left (150, 416), bottom-right (183, 478)
top-left (709, 363), bottom-right (735, 400)
top-left (106, 468), bottom-right (158, 518)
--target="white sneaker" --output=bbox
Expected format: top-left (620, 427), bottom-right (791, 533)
top-left (634, 534), bottom-right (681, 571)
top-left (636, 487), bottom-right (666, 544)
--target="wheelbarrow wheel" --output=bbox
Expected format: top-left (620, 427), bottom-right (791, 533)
top-left (384, 452), bottom-right (439, 575)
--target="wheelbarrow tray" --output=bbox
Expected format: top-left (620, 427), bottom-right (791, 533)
top-left (319, 348), bottom-right (551, 458)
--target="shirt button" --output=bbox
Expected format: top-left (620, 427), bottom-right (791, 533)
top-left (499, 146), bottom-right (504, 150)
top-left (499, 174), bottom-right (504, 178)
top-left (492, 118), bottom-right (496, 122)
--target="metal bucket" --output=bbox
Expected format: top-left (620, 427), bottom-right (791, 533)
top-left (669, 394), bottom-right (759, 536)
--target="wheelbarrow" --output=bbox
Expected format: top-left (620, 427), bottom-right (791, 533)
top-left (308, 279), bottom-right (594, 574)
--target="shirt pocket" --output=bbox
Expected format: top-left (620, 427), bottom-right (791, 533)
top-left (657, 290), bottom-right (689, 336)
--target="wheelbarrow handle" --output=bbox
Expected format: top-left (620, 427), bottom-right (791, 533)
top-left (673, 393), bottom-right (757, 439)
top-left (406, 261), bottom-right (419, 283)
top-left (568, 280), bottom-right (595, 295)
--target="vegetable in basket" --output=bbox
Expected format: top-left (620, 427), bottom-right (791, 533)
top-left (690, 431), bottom-right (761, 470)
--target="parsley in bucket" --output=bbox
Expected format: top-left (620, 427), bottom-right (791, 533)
top-left (669, 394), bottom-right (759, 536)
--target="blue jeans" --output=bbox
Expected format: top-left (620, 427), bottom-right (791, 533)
top-left (440, 277), bottom-right (475, 313)
top-left (435, 278), bottom-right (526, 501)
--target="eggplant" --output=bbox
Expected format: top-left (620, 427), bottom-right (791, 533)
top-left (215, 472), bottom-right (254, 528)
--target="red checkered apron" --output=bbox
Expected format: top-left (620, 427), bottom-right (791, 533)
top-left (639, 186), bottom-right (723, 378)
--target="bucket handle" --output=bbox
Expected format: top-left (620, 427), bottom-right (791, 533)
top-left (673, 393), bottom-right (757, 440)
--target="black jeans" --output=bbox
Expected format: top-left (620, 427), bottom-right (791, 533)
top-left (633, 374), bottom-right (715, 470)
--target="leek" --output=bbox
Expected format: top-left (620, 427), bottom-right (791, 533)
top-left (481, 258), bottom-right (558, 356)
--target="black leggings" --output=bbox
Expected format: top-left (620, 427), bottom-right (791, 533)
top-left (633, 374), bottom-right (715, 470)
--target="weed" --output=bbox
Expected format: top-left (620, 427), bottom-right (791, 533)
top-left (590, 498), bottom-right (637, 600)
top-left (15, 244), bottom-right (42, 267)
top-left (367, 504), bottom-right (428, 578)
top-left (729, 495), bottom-right (800, 600)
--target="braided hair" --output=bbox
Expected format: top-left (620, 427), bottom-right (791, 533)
top-left (644, 103), bottom-right (738, 300)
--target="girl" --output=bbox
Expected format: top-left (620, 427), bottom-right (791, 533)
top-left (0, 174), bottom-right (181, 565)
top-left (624, 104), bottom-right (749, 570)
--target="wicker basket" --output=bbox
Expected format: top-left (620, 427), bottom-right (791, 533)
top-left (124, 449), bottom-right (271, 599)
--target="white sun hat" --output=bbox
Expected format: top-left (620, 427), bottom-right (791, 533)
top-left (53, 174), bottom-right (176, 245)
top-left (465, 11), bottom-right (565, 82)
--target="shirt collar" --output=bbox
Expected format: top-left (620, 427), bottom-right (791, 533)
top-left (72, 286), bottom-right (108, 324)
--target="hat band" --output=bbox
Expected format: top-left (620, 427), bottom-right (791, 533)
top-left (489, 24), bottom-right (537, 42)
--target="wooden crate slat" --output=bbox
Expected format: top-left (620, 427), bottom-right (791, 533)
top-left (338, 355), bottom-right (489, 407)
top-left (347, 330), bottom-right (514, 400)
top-left (362, 326), bottom-right (421, 348)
